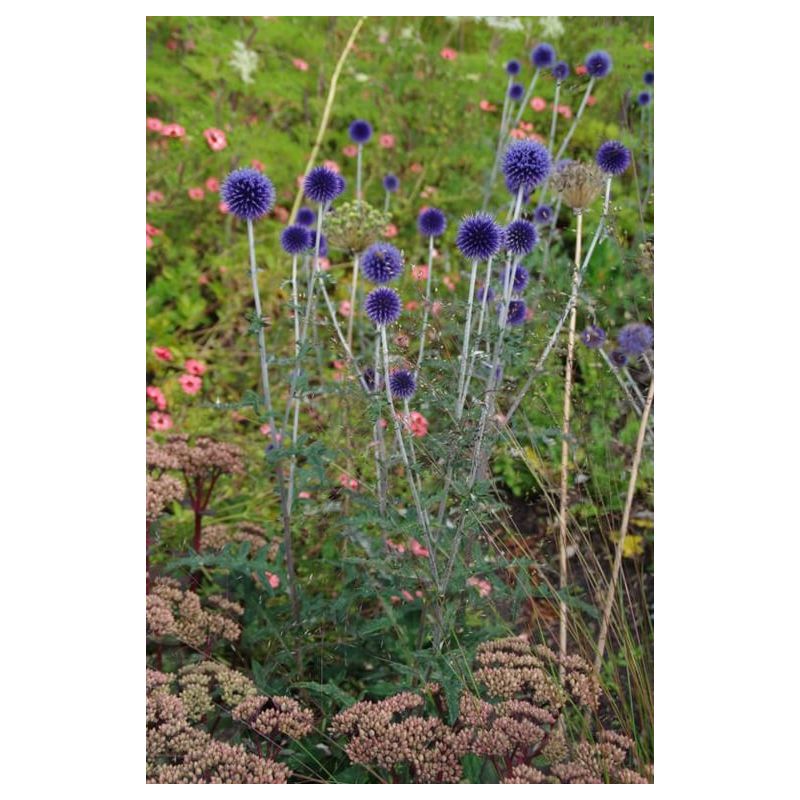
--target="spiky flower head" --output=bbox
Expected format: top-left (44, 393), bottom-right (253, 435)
top-left (418, 207), bottom-right (447, 238)
top-left (503, 300), bottom-right (527, 326)
top-left (317, 233), bottom-right (329, 257)
top-left (502, 140), bottom-right (551, 194)
top-left (596, 140), bottom-right (632, 175)
top-left (304, 166), bottom-right (345, 204)
top-left (348, 119), bottom-right (373, 144)
top-left (643, 70), bottom-right (654, 85)
top-left (456, 213), bottom-right (502, 261)
top-left (389, 369), bottom-right (416, 399)
top-left (552, 61), bottom-right (570, 81)
top-left (617, 322), bottom-right (653, 355)
top-left (551, 161), bottom-right (605, 211)
top-left (221, 168), bottom-right (275, 220)
top-left (504, 264), bottom-right (530, 293)
top-left (280, 224), bottom-right (311, 255)
top-left (506, 59), bottom-right (521, 75)
top-left (637, 91), bottom-right (652, 107)
top-left (362, 242), bottom-right (404, 284)
top-left (365, 287), bottom-right (401, 326)
top-left (534, 204), bottom-right (553, 225)
top-left (581, 325), bottom-right (606, 349)
top-left (504, 220), bottom-right (538, 255)
top-left (325, 200), bottom-right (389, 252)
top-left (585, 50), bottom-right (612, 78)
top-left (531, 43), bottom-right (556, 68)
top-left (296, 206), bottom-right (316, 227)
top-left (610, 349), bottom-right (628, 367)
top-left (383, 173), bottom-right (399, 193)
top-left (477, 285), bottom-right (495, 303)
top-left (509, 83), bottom-right (525, 102)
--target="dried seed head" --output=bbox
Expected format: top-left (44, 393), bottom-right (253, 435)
top-left (551, 162), bottom-right (605, 212)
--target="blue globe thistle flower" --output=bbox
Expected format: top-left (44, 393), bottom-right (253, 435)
top-left (504, 220), bottom-right (538, 256)
top-left (617, 322), bottom-right (653, 355)
top-left (552, 61), bottom-right (570, 81)
top-left (585, 50), bottom-right (612, 78)
top-left (581, 325), bottom-right (606, 349)
top-left (362, 366), bottom-right (376, 392)
top-left (365, 287), bottom-right (401, 326)
top-left (534, 204), bottom-right (553, 225)
top-left (506, 59), bottom-right (521, 75)
top-left (316, 233), bottom-right (329, 257)
top-left (296, 206), bottom-right (316, 227)
top-left (456, 213), bottom-right (502, 261)
top-left (362, 242), bottom-right (404, 284)
top-left (418, 207), bottom-right (447, 238)
top-left (502, 299), bottom-right (528, 326)
top-left (348, 119), bottom-right (373, 144)
top-left (637, 91), bottom-right (652, 106)
top-left (280, 224), bottom-right (311, 255)
top-left (502, 140), bottom-right (551, 193)
top-left (504, 264), bottom-right (530, 293)
top-left (531, 43), bottom-right (556, 69)
top-left (383, 173), bottom-right (399, 193)
top-left (610, 349), bottom-right (628, 367)
top-left (389, 369), bottom-right (416, 399)
top-left (221, 168), bottom-right (275, 220)
top-left (335, 173), bottom-right (347, 196)
top-left (596, 140), bottom-right (632, 175)
top-left (509, 83), bottom-right (525, 102)
top-left (643, 70), bottom-right (654, 85)
top-left (477, 285), bottom-right (495, 303)
top-left (304, 166), bottom-right (344, 204)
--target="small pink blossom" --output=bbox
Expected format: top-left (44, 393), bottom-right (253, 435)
top-left (318, 257), bottom-right (331, 271)
top-left (524, 307), bottom-right (534, 322)
top-left (146, 223), bottom-right (163, 237)
top-left (575, 64), bottom-right (588, 76)
top-left (265, 571), bottom-right (281, 589)
top-left (251, 159), bottom-right (265, 172)
top-left (218, 202), bottom-right (229, 214)
top-left (387, 540), bottom-right (406, 554)
top-left (185, 359), bottom-right (206, 376)
top-left (431, 301), bottom-right (443, 316)
top-left (420, 185), bottom-right (437, 199)
top-left (440, 47), bottom-right (458, 60)
top-left (494, 412), bottom-right (507, 425)
top-left (146, 386), bottom-right (167, 411)
top-left (198, 274), bottom-right (209, 285)
top-left (415, 590), bottom-right (423, 598)
top-left (292, 57), bottom-right (309, 71)
top-left (409, 538), bottom-right (429, 558)
top-left (147, 190), bottom-right (164, 204)
top-left (509, 128), bottom-right (527, 140)
top-left (203, 128), bottom-right (227, 151)
top-left (338, 473), bottom-right (358, 491)
top-left (298, 491), bottom-right (311, 500)
top-left (323, 159), bottom-right (341, 174)
top-left (379, 133), bottom-right (395, 149)
top-left (401, 589), bottom-right (415, 602)
top-left (412, 264), bottom-right (429, 281)
top-left (587, 95), bottom-right (597, 107)
top-left (643, 41), bottom-right (653, 51)
top-left (339, 300), bottom-right (352, 317)
top-left (405, 300), bottom-right (420, 312)
top-left (378, 418), bottom-right (388, 429)
top-left (479, 99), bottom-right (497, 112)
top-left (384, 223), bottom-right (398, 238)
top-left (467, 576), bottom-right (492, 597)
top-left (150, 411), bottom-right (173, 431)
top-left (153, 346), bottom-right (174, 362)
top-left (531, 96), bottom-right (547, 112)
top-left (205, 177), bottom-right (220, 192)
top-left (520, 121), bottom-right (533, 132)
top-left (146, 234), bottom-right (153, 249)
top-left (409, 411), bottom-right (428, 438)
top-left (409, 162), bottom-right (423, 174)
top-left (527, 132), bottom-right (546, 143)
top-left (443, 276), bottom-right (456, 291)
top-left (161, 123), bottom-right (185, 138)
top-left (273, 205), bottom-right (289, 223)
top-left (343, 144), bottom-right (358, 158)
top-left (179, 374), bottom-right (202, 395)
top-left (390, 595), bottom-right (401, 604)
top-left (557, 104), bottom-right (572, 119)
top-left (146, 117), bottom-right (163, 132)
top-left (188, 187), bottom-right (204, 201)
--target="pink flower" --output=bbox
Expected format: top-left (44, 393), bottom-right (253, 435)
top-left (333, 360), bottom-right (346, 370)
top-left (298, 491), bottom-right (311, 500)
top-left (179, 374), bottom-right (202, 395)
top-left (338, 473), bottom-right (358, 491)
top-left (527, 132), bottom-right (546, 143)
top-left (643, 41), bottom-right (653, 51)
top-left (147, 190), bottom-right (164, 204)
top-left (379, 418), bottom-right (388, 429)
top-left (443, 276), bottom-right (456, 291)
top-left (587, 95), bottom-right (597, 107)
top-left (146, 223), bottom-right (163, 237)
top-left (394, 332), bottom-right (410, 348)
top-left (273, 206), bottom-right (289, 223)
top-left (440, 47), bottom-right (458, 60)
top-left (557, 104), bottom-right (572, 119)
top-left (415, 590), bottom-right (423, 598)
top-left (401, 589), bottom-right (415, 602)
top-left (153, 346), bottom-right (174, 362)
top-left (575, 64), bottom-right (588, 76)
top-left (390, 595), bottom-right (401, 604)
top-left (509, 128), bottom-right (526, 140)
top-left (384, 223), bottom-right (398, 238)
top-left (343, 144), bottom-right (358, 158)
top-left (150, 411), bottom-right (173, 431)
top-left (205, 177), bottom-right (220, 192)
top-left (292, 57), bottom-right (309, 71)
top-left (318, 257), bottom-right (331, 271)
top-left (379, 133), bottom-right (395, 149)
top-left (203, 128), bottom-right (227, 151)
top-left (409, 539), bottom-right (429, 558)
top-left (146, 385), bottom-right (167, 411)
top-left (521, 121), bottom-right (533, 132)
top-left (531, 96), bottom-right (547, 112)
top-left (387, 540), bottom-right (406, 554)
top-left (412, 264), bottom-right (429, 281)
top-left (431, 301), bottom-right (443, 316)
top-left (524, 307), bottom-right (534, 322)
top-left (339, 300), bottom-right (352, 317)
top-left (409, 411), bottom-right (428, 438)
top-left (405, 300), bottom-right (420, 311)
top-left (251, 159), bottom-right (265, 172)
top-left (146, 117), bottom-right (163, 132)
top-left (265, 571), bottom-right (281, 589)
top-left (219, 202), bottom-right (229, 214)
top-left (479, 99), bottom-right (497, 112)
top-left (467, 576), bottom-right (492, 597)
top-left (323, 160), bottom-right (341, 174)
top-left (146, 234), bottom-right (153, 249)
top-left (409, 162), bottom-right (423, 174)
top-left (185, 359), bottom-right (206, 376)
top-left (198, 274), bottom-right (209, 285)
top-left (420, 185), bottom-right (437, 199)
top-left (161, 123), bottom-right (185, 138)
top-left (188, 187), bottom-right (204, 201)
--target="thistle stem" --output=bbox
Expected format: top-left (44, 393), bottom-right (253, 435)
top-left (356, 143), bottom-right (363, 208)
top-left (554, 77), bottom-right (595, 162)
top-left (459, 255), bottom-right (494, 412)
top-left (455, 260), bottom-right (479, 421)
top-left (600, 349), bottom-right (643, 416)
top-left (548, 81), bottom-right (561, 154)
top-left (374, 333), bottom-right (387, 516)
top-left (482, 75), bottom-right (514, 210)
top-left (414, 235), bottom-right (435, 382)
top-left (346, 253), bottom-right (360, 351)
top-left (512, 67), bottom-right (541, 130)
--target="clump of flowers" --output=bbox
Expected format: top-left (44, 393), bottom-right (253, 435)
top-left (202, 521), bottom-right (279, 559)
top-left (232, 694), bottom-right (315, 740)
top-left (617, 322), bottom-right (653, 355)
top-left (325, 200), bottom-right (389, 252)
top-left (147, 474), bottom-right (184, 523)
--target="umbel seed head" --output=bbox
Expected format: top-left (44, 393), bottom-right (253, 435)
top-left (361, 242), bottom-right (404, 284)
top-left (418, 207), bottom-right (447, 238)
top-left (221, 168), bottom-right (275, 220)
top-left (456, 213), bottom-right (502, 261)
top-left (502, 140), bottom-right (551, 194)
top-left (389, 369), bottom-right (416, 399)
top-left (304, 166), bottom-right (345, 204)
top-left (348, 119), bottom-right (373, 144)
top-left (280, 224), bottom-right (311, 255)
top-left (551, 161), bottom-right (605, 211)
top-left (365, 287), bottom-right (401, 326)
top-left (325, 200), bottom-right (389, 252)
top-left (596, 140), bottom-right (632, 175)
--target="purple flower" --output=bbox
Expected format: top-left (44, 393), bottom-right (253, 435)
top-left (418, 207), bottom-right (447, 238)
top-left (477, 285), bottom-right (495, 303)
top-left (383, 174), bottom-right (399, 193)
top-left (643, 70), bottom-right (654, 85)
top-left (637, 91), bottom-right (652, 107)
top-left (362, 367), bottom-right (376, 392)
top-left (348, 119), bottom-right (373, 144)
top-left (531, 43), bottom-right (556, 69)
top-left (362, 242), bottom-right (404, 284)
top-left (581, 325), bottom-right (606, 349)
top-left (315, 233), bottom-right (329, 257)
top-left (552, 61), bottom-right (570, 81)
top-left (296, 206), bottom-right (316, 227)
top-left (504, 220), bottom-right (538, 256)
top-left (617, 323), bottom-right (653, 355)
top-left (596, 140), bottom-right (632, 175)
top-left (456, 213), bottom-right (502, 261)
top-left (389, 369), bottom-right (416, 399)
top-left (221, 168), bottom-right (275, 220)
top-left (610, 349), bottom-right (628, 367)
top-left (506, 59), bottom-right (521, 75)
top-left (304, 166), bottom-right (344, 204)
top-left (280, 224), bottom-right (311, 255)
top-left (504, 264), bottom-right (530, 293)
top-left (509, 83), bottom-right (525, 101)
top-left (585, 50), bottom-right (612, 78)
top-left (502, 140), bottom-right (551, 193)
top-left (502, 299), bottom-right (527, 326)
top-left (534, 204), bottom-right (553, 225)
top-left (365, 287), bottom-right (401, 326)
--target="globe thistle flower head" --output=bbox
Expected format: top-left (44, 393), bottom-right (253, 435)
top-left (585, 50), bottom-right (612, 78)
top-left (389, 369), bottom-right (416, 400)
top-left (362, 242), bottom-right (404, 284)
top-left (506, 59), bottom-right (521, 75)
top-left (509, 83), bottom-right (525, 102)
top-left (504, 220), bottom-right (538, 256)
top-left (617, 322), bottom-right (653, 355)
top-left (503, 299), bottom-right (527, 326)
top-left (296, 206), bottom-right (316, 227)
top-left (596, 140), bottom-right (632, 176)
top-left (221, 168), bottom-right (275, 220)
top-left (637, 91), bottom-right (652, 107)
top-left (365, 287), bottom-right (401, 326)
top-left (502, 140), bottom-right (551, 193)
top-left (643, 70), bottom-right (654, 85)
top-left (362, 366), bottom-right (376, 392)
top-left (477, 285), bottom-right (495, 304)
top-left (348, 119), bottom-right (373, 144)
top-left (552, 61), bottom-right (570, 81)
top-left (534, 204), bottom-right (553, 225)
top-left (383, 173), bottom-right (399, 193)
top-left (580, 325), bottom-right (606, 349)
top-left (304, 166), bottom-right (344, 204)
top-left (456, 213), bottom-right (502, 261)
top-left (552, 161), bottom-right (605, 211)
top-left (531, 43), bottom-right (556, 69)
top-left (610, 349), bottom-right (628, 367)
top-left (504, 264), bottom-right (530, 293)
top-left (280, 224), bottom-right (311, 255)
top-left (417, 207), bottom-right (447, 238)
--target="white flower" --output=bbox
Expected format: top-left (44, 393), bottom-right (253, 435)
top-left (228, 40), bottom-right (258, 85)
top-left (539, 16), bottom-right (565, 39)
top-left (354, 72), bottom-right (370, 83)
top-left (481, 17), bottom-right (524, 32)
